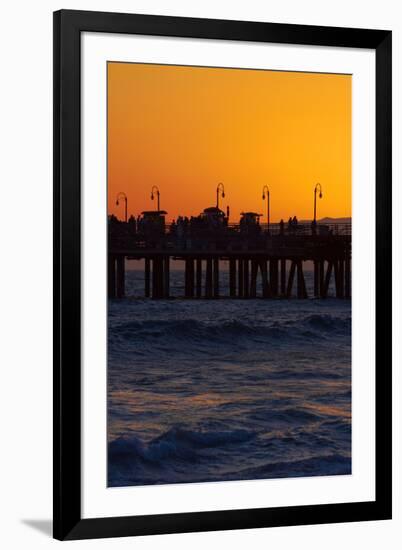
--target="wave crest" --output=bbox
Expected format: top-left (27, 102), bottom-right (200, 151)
top-left (110, 314), bottom-right (350, 352)
top-left (109, 426), bottom-right (256, 465)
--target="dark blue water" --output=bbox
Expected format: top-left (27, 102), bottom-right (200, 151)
top-left (108, 263), bottom-right (351, 487)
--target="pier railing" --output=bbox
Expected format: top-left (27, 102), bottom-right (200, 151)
top-left (109, 220), bottom-right (351, 251)
top-left (162, 221), bottom-right (351, 236)
top-left (221, 222), bottom-right (350, 236)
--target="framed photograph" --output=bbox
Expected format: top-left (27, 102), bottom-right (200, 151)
top-left (53, 9), bottom-right (392, 540)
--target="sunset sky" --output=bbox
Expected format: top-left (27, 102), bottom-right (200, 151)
top-left (108, 62), bottom-right (351, 223)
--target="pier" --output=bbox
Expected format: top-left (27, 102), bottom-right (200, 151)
top-left (108, 210), bottom-right (351, 300)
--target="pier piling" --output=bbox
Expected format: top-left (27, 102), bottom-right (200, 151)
top-left (319, 260), bottom-right (325, 297)
top-left (196, 258), bottom-right (202, 298)
top-left (345, 258), bottom-right (351, 299)
top-left (243, 259), bottom-right (250, 298)
top-left (145, 258), bottom-right (151, 298)
top-left (250, 259), bottom-right (258, 298)
top-left (339, 260), bottom-right (345, 298)
top-left (164, 256), bottom-right (170, 298)
top-left (334, 260), bottom-right (341, 298)
top-left (270, 259), bottom-right (279, 296)
top-left (213, 258), bottom-right (219, 298)
top-left (314, 260), bottom-right (319, 297)
top-left (229, 259), bottom-right (236, 297)
top-left (261, 260), bottom-right (271, 298)
top-left (280, 259), bottom-right (286, 296)
top-left (238, 259), bottom-right (244, 298)
top-left (322, 261), bottom-right (333, 298)
top-left (108, 256), bottom-right (116, 299)
top-left (205, 258), bottom-right (213, 298)
top-left (185, 258), bottom-right (195, 298)
top-left (151, 258), bottom-right (157, 299)
top-left (286, 260), bottom-right (296, 298)
top-left (116, 256), bottom-right (125, 298)
top-left (296, 261), bottom-right (308, 299)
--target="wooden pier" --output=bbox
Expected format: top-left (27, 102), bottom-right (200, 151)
top-left (108, 214), bottom-right (351, 299)
top-left (108, 239), bottom-right (351, 300)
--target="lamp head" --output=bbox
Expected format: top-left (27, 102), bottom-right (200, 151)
top-left (222, 191), bottom-right (225, 198)
top-left (151, 193), bottom-right (154, 200)
top-left (262, 193), bottom-right (265, 200)
top-left (319, 191), bottom-right (323, 199)
top-left (116, 200), bottom-right (119, 206)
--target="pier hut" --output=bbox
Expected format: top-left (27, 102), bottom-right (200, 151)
top-left (200, 206), bottom-right (228, 228)
top-left (239, 212), bottom-right (262, 234)
top-left (138, 210), bottom-right (167, 236)
top-left (137, 210), bottom-right (168, 247)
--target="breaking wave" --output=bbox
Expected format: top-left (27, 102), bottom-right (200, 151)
top-left (111, 314), bottom-right (350, 351)
top-left (108, 426), bottom-right (350, 486)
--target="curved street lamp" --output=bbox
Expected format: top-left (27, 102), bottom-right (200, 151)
top-left (116, 192), bottom-right (128, 222)
top-left (313, 183), bottom-right (323, 224)
top-left (216, 182), bottom-right (225, 209)
top-left (262, 185), bottom-right (270, 234)
top-left (151, 185), bottom-right (160, 211)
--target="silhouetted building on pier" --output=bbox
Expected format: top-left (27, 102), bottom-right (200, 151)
top-left (239, 212), bottom-right (262, 234)
top-left (200, 206), bottom-right (228, 227)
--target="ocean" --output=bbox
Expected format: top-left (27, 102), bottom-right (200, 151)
top-left (108, 261), bottom-right (351, 487)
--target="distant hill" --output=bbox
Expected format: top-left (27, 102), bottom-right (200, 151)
top-left (318, 217), bottom-right (351, 224)
top-left (298, 217), bottom-right (351, 224)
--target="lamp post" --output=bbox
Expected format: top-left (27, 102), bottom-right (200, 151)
top-left (262, 185), bottom-right (270, 234)
top-left (216, 182), bottom-right (225, 209)
top-left (151, 185), bottom-right (160, 211)
top-left (116, 192), bottom-right (128, 222)
top-left (313, 183), bottom-right (323, 224)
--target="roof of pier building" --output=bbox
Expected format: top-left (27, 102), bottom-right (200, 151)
top-left (140, 210), bottom-right (168, 218)
top-left (240, 211), bottom-right (262, 222)
top-left (201, 206), bottom-right (225, 217)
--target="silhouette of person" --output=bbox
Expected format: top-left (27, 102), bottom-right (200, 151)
top-left (279, 219), bottom-right (284, 235)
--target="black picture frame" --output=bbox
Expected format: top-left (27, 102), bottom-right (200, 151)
top-left (53, 9), bottom-right (392, 541)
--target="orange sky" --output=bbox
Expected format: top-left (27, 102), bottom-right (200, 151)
top-left (108, 62), bottom-right (351, 223)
